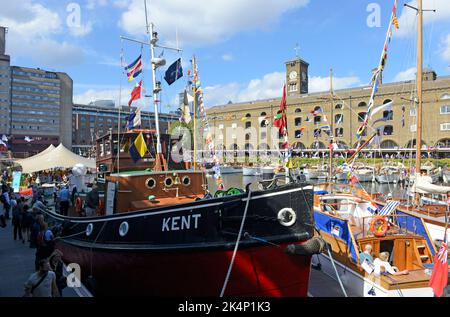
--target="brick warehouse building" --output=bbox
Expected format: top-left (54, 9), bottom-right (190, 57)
top-left (208, 58), bottom-right (450, 158)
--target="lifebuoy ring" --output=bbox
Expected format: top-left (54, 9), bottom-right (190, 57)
top-left (75, 197), bottom-right (83, 215)
top-left (370, 216), bottom-right (389, 237)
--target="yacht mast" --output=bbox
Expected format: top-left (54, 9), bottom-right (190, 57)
top-left (329, 68), bottom-right (334, 191)
top-left (415, 0), bottom-right (423, 205)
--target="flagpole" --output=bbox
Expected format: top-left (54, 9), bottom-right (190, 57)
top-left (192, 55), bottom-right (197, 171)
top-left (415, 0), bottom-right (423, 206)
top-left (329, 68), bottom-right (334, 192)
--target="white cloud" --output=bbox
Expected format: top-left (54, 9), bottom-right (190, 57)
top-left (395, 0), bottom-right (450, 38)
top-left (68, 21), bottom-right (93, 37)
top-left (119, 0), bottom-right (309, 46)
top-left (309, 76), bottom-right (361, 93)
top-left (393, 67), bottom-right (417, 82)
top-left (222, 54), bottom-right (234, 62)
top-left (74, 88), bottom-right (122, 106)
top-left (202, 72), bottom-right (361, 107)
top-left (440, 34), bottom-right (450, 63)
top-left (0, 1), bottom-right (85, 67)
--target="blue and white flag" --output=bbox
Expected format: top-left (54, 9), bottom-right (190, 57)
top-left (127, 108), bottom-right (141, 130)
top-left (164, 58), bottom-right (183, 85)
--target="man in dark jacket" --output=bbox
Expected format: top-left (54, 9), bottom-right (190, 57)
top-left (85, 185), bottom-right (99, 217)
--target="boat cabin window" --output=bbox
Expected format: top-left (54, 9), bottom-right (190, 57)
top-left (145, 177), bottom-right (157, 189)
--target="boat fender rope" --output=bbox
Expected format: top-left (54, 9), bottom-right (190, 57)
top-left (286, 237), bottom-right (328, 256)
top-left (219, 189), bottom-right (252, 297)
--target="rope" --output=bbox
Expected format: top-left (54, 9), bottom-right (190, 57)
top-left (325, 243), bottom-right (348, 297)
top-left (55, 230), bottom-right (86, 240)
top-left (90, 221), bottom-right (107, 277)
top-left (219, 189), bottom-right (252, 297)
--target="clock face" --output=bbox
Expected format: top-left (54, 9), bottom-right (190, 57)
top-left (289, 71), bottom-right (298, 80)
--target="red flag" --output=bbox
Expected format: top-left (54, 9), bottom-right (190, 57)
top-left (350, 175), bottom-right (358, 185)
top-left (429, 240), bottom-right (448, 297)
top-left (274, 85), bottom-right (287, 134)
top-left (128, 80), bottom-right (142, 106)
top-left (280, 84), bottom-right (286, 112)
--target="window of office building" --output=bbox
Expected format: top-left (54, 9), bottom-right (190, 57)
top-left (441, 105), bottom-right (450, 114)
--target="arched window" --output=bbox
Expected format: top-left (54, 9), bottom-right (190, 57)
top-left (440, 93), bottom-right (450, 100)
top-left (295, 117), bottom-right (302, 126)
top-left (358, 102), bottom-right (367, 108)
top-left (293, 142), bottom-right (306, 150)
top-left (384, 99), bottom-right (392, 104)
top-left (311, 141), bottom-right (326, 149)
top-left (245, 113), bottom-right (251, 118)
top-left (335, 114), bottom-right (343, 124)
top-left (406, 139), bottom-right (427, 148)
top-left (313, 129), bottom-right (322, 137)
top-left (314, 106), bottom-right (322, 112)
top-left (436, 139), bottom-right (450, 148)
top-left (380, 140), bottom-right (399, 149)
top-left (335, 128), bottom-right (344, 137)
top-left (295, 108), bottom-right (302, 113)
top-left (335, 103), bottom-right (343, 110)
top-left (260, 112), bottom-right (267, 116)
top-left (245, 133), bottom-right (251, 141)
top-left (245, 121), bottom-right (252, 129)
top-left (295, 130), bottom-right (304, 139)
top-left (358, 112), bottom-right (367, 122)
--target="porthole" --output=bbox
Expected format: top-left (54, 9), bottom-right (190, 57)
top-left (145, 177), bottom-right (156, 189)
top-left (277, 208), bottom-right (297, 227)
top-left (119, 221), bottom-right (129, 237)
top-left (164, 177), bottom-right (173, 187)
top-left (86, 223), bottom-right (93, 236)
top-left (182, 176), bottom-right (191, 186)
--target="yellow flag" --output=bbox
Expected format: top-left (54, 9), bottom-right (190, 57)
top-left (134, 132), bottom-right (148, 158)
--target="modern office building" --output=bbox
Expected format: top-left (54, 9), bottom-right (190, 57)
top-left (10, 66), bottom-right (73, 156)
top-left (0, 27), bottom-right (10, 136)
top-left (208, 58), bottom-right (450, 158)
top-left (72, 103), bottom-right (178, 156)
top-left (0, 25), bottom-right (73, 158)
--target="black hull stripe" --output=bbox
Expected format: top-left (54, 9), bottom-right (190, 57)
top-left (44, 185), bottom-right (313, 224)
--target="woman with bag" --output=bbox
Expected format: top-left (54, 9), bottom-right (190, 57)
top-left (49, 250), bottom-right (67, 297)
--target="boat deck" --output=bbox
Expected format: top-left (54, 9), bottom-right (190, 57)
top-left (130, 196), bottom-right (200, 210)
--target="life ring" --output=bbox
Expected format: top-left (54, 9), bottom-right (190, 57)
top-left (370, 216), bottom-right (389, 237)
top-left (75, 197), bottom-right (83, 215)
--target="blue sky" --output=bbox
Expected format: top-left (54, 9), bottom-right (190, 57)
top-left (1, 0), bottom-right (450, 113)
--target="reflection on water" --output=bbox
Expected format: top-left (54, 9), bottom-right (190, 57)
top-left (207, 173), bottom-right (413, 198)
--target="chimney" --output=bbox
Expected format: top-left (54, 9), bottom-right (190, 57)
top-left (0, 27), bottom-right (5, 55)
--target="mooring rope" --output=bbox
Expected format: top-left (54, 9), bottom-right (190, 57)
top-left (219, 189), bottom-right (252, 297)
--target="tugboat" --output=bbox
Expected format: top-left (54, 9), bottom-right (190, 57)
top-left (42, 19), bottom-right (320, 297)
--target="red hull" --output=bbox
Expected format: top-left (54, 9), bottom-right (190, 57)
top-left (58, 241), bottom-right (312, 297)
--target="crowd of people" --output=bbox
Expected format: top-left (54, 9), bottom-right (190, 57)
top-left (0, 170), bottom-right (87, 297)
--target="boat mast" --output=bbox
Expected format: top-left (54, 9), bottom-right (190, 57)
top-left (329, 68), bottom-right (334, 191)
top-left (192, 55), bottom-right (197, 171)
top-left (415, 0), bottom-right (423, 205)
top-left (144, 0), bottom-right (164, 171)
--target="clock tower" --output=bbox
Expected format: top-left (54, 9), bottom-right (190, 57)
top-left (285, 58), bottom-right (309, 96)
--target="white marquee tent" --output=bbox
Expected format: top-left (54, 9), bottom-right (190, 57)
top-left (16, 143), bottom-right (96, 173)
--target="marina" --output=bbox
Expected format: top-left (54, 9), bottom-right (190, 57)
top-left (0, 0), bottom-right (449, 302)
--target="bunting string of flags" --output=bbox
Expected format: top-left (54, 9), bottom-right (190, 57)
top-left (357, 0), bottom-right (399, 141)
top-left (193, 64), bottom-right (224, 190)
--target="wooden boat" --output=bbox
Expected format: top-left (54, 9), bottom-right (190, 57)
top-left (41, 22), bottom-right (319, 296)
top-left (311, 191), bottom-right (438, 297)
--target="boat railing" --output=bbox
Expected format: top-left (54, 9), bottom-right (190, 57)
top-left (358, 214), bottom-right (422, 239)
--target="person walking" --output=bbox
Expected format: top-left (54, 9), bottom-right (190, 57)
top-left (11, 198), bottom-right (23, 242)
top-left (85, 184), bottom-right (99, 217)
top-left (23, 259), bottom-right (60, 297)
top-left (35, 221), bottom-right (55, 271)
top-left (59, 186), bottom-right (70, 216)
top-left (1, 184), bottom-right (11, 219)
top-left (21, 203), bottom-right (33, 243)
top-left (49, 250), bottom-right (67, 297)
top-left (29, 213), bottom-right (43, 249)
